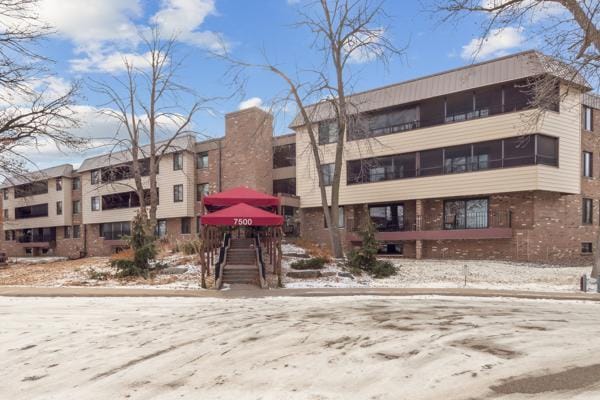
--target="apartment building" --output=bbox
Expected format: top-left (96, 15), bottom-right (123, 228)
top-left (0, 107), bottom-right (299, 257)
top-left (293, 50), bottom-right (599, 264)
top-left (1, 50), bottom-right (598, 264)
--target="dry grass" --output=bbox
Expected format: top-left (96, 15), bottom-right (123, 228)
top-left (288, 238), bottom-right (333, 262)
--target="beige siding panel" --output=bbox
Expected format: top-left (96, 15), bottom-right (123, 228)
top-left (273, 166), bottom-right (296, 180)
top-left (82, 152), bottom-right (196, 225)
top-left (3, 178), bottom-right (73, 230)
top-left (296, 85), bottom-right (581, 208)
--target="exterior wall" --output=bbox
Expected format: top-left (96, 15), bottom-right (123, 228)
top-left (3, 177), bottom-right (74, 230)
top-left (222, 107), bottom-right (273, 193)
top-left (81, 152), bottom-right (196, 225)
top-left (296, 85), bottom-right (581, 208)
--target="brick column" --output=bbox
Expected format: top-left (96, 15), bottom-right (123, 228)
top-left (415, 199), bottom-right (423, 260)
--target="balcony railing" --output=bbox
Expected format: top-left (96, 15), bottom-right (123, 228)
top-left (17, 234), bottom-right (56, 243)
top-left (350, 210), bottom-right (512, 233)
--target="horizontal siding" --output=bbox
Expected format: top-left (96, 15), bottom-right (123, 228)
top-left (296, 85), bottom-right (582, 208)
top-left (82, 152), bottom-right (196, 225)
top-left (3, 178), bottom-right (73, 230)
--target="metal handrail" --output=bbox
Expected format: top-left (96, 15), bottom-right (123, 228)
top-left (214, 232), bottom-right (231, 286)
top-left (255, 233), bottom-right (267, 288)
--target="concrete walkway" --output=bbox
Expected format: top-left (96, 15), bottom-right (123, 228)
top-left (1, 285), bottom-right (600, 301)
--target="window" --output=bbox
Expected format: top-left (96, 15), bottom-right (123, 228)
top-left (420, 149), bottom-right (443, 176)
top-left (444, 144), bottom-right (471, 174)
top-left (196, 152), bottom-right (209, 169)
top-left (15, 203), bottom-right (48, 219)
top-left (3, 209), bottom-right (8, 220)
top-left (174, 184), bottom-right (184, 202)
top-left (536, 135), bottom-right (558, 166)
top-left (472, 140), bottom-right (502, 170)
top-left (359, 106), bottom-right (419, 139)
top-left (273, 143), bottom-right (296, 168)
top-left (55, 177), bottom-right (62, 191)
top-left (73, 225), bottom-right (81, 239)
top-left (72, 177), bottom-right (80, 190)
top-left (56, 201), bottom-right (62, 216)
top-left (583, 198), bottom-right (593, 224)
top-left (5, 230), bottom-right (14, 241)
top-left (584, 106), bottom-right (593, 131)
top-left (273, 178), bottom-right (296, 195)
top-left (321, 164), bottom-right (334, 186)
top-left (324, 206), bottom-right (345, 228)
top-left (582, 242), bottom-right (593, 254)
top-left (72, 200), bottom-right (81, 214)
top-left (445, 91), bottom-right (475, 122)
top-left (181, 217), bottom-right (191, 234)
top-left (91, 169), bottom-right (100, 185)
top-left (196, 183), bottom-right (209, 201)
top-left (369, 204), bottom-right (404, 231)
top-left (155, 219), bottom-right (167, 237)
top-left (91, 196), bottom-right (100, 211)
top-left (318, 121), bottom-right (338, 144)
top-left (173, 152), bottom-right (183, 170)
top-left (3, 189), bottom-right (7, 200)
top-left (14, 181), bottom-right (48, 198)
top-left (64, 226), bottom-right (71, 239)
top-left (102, 190), bottom-right (152, 210)
top-left (100, 222), bottom-right (131, 240)
top-left (503, 136), bottom-right (535, 167)
top-left (583, 152), bottom-right (593, 178)
top-left (444, 198), bottom-right (489, 229)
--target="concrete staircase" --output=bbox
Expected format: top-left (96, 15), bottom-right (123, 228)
top-left (222, 238), bottom-right (260, 286)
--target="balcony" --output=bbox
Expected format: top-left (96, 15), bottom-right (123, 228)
top-left (17, 231), bottom-right (56, 247)
top-left (348, 210), bottom-right (513, 242)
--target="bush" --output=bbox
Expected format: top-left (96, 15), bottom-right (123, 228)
top-left (179, 239), bottom-right (202, 255)
top-left (86, 268), bottom-right (111, 281)
top-left (345, 216), bottom-right (396, 279)
top-left (110, 212), bottom-right (156, 278)
top-left (290, 257), bottom-right (328, 270)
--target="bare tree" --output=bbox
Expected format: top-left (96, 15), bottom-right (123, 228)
top-left (223, 0), bottom-right (402, 258)
top-left (435, 0), bottom-right (599, 277)
top-left (0, 0), bottom-right (84, 181)
top-left (94, 28), bottom-right (201, 234)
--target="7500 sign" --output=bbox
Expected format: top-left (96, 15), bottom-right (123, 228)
top-left (233, 218), bottom-right (253, 226)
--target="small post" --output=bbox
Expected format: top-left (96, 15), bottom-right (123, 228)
top-left (581, 274), bottom-right (588, 293)
top-left (597, 277), bottom-right (600, 294)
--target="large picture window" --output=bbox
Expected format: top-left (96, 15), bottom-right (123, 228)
top-left (14, 181), bottom-right (48, 198)
top-left (273, 143), bottom-right (296, 168)
top-left (100, 222), bottom-right (131, 240)
top-left (15, 203), bottom-right (48, 219)
top-left (318, 121), bottom-right (338, 144)
top-left (369, 204), bottom-right (404, 231)
top-left (444, 198), bottom-right (489, 229)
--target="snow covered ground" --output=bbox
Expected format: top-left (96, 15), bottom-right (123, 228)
top-left (1, 295), bottom-right (600, 399)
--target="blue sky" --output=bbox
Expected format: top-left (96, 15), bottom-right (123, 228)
top-left (21, 0), bottom-right (562, 168)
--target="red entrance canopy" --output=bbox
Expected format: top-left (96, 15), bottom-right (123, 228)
top-left (201, 202), bottom-right (283, 226)
top-left (203, 186), bottom-right (280, 208)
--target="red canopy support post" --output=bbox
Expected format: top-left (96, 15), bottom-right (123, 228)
top-left (276, 227), bottom-right (283, 287)
top-left (199, 227), bottom-right (207, 289)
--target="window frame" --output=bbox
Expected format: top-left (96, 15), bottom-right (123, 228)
top-left (181, 217), bottom-right (191, 234)
top-left (318, 120), bottom-right (339, 145)
top-left (91, 196), bottom-right (100, 211)
top-left (443, 197), bottom-right (490, 230)
top-left (321, 163), bottom-right (334, 186)
top-left (173, 152), bottom-right (183, 171)
top-left (173, 184), bottom-right (184, 202)
top-left (72, 200), bottom-right (81, 215)
top-left (56, 201), bottom-right (62, 216)
top-left (72, 177), bottom-right (81, 190)
top-left (584, 106), bottom-right (593, 131)
top-left (583, 151), bottom-right (593, 178)
top-left (196, 152), bottom-right (209, 169)
top-left (583, 198), bottom-right (593, 224)
top-left (64, 226), bottom-right (71, 239)
top-left (55, 177), bottom-right (62, 191)
top-left (582, 242), bottom-right (593, 254)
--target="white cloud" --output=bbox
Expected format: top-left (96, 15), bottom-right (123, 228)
top-left (36, 0), bottom-right (226, 73)
top-left (345, 29), bottom-right (385, 64)
top-left (70, 51), bottom-right (156, 73)
top-left (480, 0), bottom-right (566, 22)
top-left (238, 97), bottom-right (263, 110)
top-left (461, 26), bottom-right (524, 60)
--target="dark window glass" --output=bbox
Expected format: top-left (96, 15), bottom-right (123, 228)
top-left (196, 152), bottom-right (209, 169)
top-left (72, 177), bottom-right (80, 190)
top-left (91, 196), bottom-right (100, 211)
top-left (181, 217), bottom-right (191, 234)
top-left (55, 177), bottom-right (62, 191)
top-left (536, 135), bottom-right (558, 166)
top-left (73, 225), bottom-right (80, 239)
top-left (102, 190), bottom-right (151, 210)
top-left (91, 170), bottom-right (100, 185)
top-left (318, 121), bottom-right (338, 144)
top-left (56, 201), bottom-right (62, 216)
top-left (14, 181), bottom-right (48, 198)
top-left (445, 92), bottom-right (474, 122)
top-left (583, 198), bottom-right (593, 224)
top-left (73, 200), bottom-right (81, 214)
top-left (475, 86), bottom-right (503, 116)
top-left (273, 178), bottom-right (296, 195)
top-left (321, 164), bottom-right (334, 186)
top-left (64, 226), bottom-right (71, 238)
top-left (503, 81), bottom-right (533, 112)
top-left (444, 198), bottom-right (489, 229)
top-left (173, 152), bottom-right (183, 170)
top-left (364, 106), bottom-right (419, 138)
top-left (444, 144), bottom-right (471, 174)
top-left (3, 209), bottom-right (8, 219)
top-left (419, 96), bottom-right (445, 127)
top-left (583, 151), bottom-right (593, 177)
top-left (174, 184), bottom-right (184, 202)
top-left (273, 143), bottom-right (296, 168)
top-left (18, 227), bottom-right (55, 243)
top-left (369, 204), bottom-right (404, 231)
top-left (503, 136), bottom-right (535, 167)
top-left (101, 222), bottom-right (131, 240)
top-left (15, 203), bottom-right (48, 219)
top-left (196, 183), bottom-right (209, 201)
top-left (420, 149), bottom-right (443, 176)
top-left (472, 140), bottom-right (503, 170)
top-left (584, 106), bottom-right (593, 131)
top-left (582, 242), bottom-right (593, 253)
top-left (155, 220), bottom-right (167, 237)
